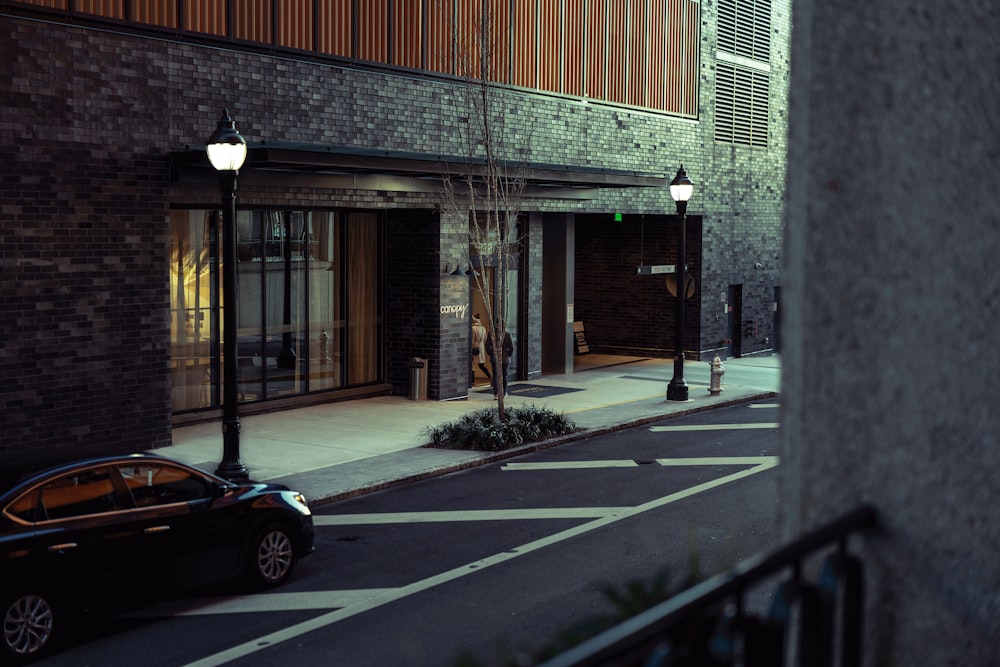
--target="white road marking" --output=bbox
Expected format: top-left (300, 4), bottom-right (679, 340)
top-left (180, 459), bottom-right (779, 667)
top-left (315, 507), bottom-right (628, 525)
top-left (501, 460), bottom-right (638, 470)
top-left (649, 422), bottom-right (779, 432)
top-left (126, 589), bottom-right (397, 617)
top-left (657, 456), bottom-right (779, 467)
top-left (748, 403), bottom-right (780, 409)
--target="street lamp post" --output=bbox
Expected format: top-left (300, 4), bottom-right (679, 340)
top-left (206, 109), bottom-right (249, 481)
top-left (666, 165), bottom-right (694, 402)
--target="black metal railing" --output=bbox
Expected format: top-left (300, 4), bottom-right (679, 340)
top-left (540, 504), bottom-right (878, 667)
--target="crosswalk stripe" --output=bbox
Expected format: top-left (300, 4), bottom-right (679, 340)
top-left (649, 422), bottom-right (779, 432)
top-left (656, 456), bottom-right (779, 466)
top-left (125, 589), bottom-right (398, 617)
top-left (315, 507), bottom-right (626, 525)
top-left (502, 460), bottom-right (638, 471)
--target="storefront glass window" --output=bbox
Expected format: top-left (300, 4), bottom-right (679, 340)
top-left (169, 210), bottom-right (218, 411)
top-left (308, 211), bottom-right (341, 391)
top-left (168, 208), bottom-right (382, 414)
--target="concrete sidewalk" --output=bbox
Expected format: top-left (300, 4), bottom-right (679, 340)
top-left (162, 355), bottom-right (781, 506)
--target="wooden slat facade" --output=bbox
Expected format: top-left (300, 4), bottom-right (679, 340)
top-left (585, 0), bottom-right (607, 101)
top-left (357, 0), bottom-right (388, 63)
top-left (233, 0), bottom-right (270, 44)
top-left (12, 0), bottom-right (700, 116)
top-left (317, 0), bottom-right (352, 58)
top-left (390, 0), bottom-right (422, 68)
top-left (132, 0), bottom-right (177, 27)
top-left (454, 0), bottom-right (481, 78)
top-left (562, 0), bottom-right (585, 97)
top-left (278, 0), bottom-right (312, 51)
top-left (511, 0), bottom-right (537, 88)
top-left (537, 1), bottom-right (560, 94)
top-left (425, 0), bottom-right (454, 74)
top-left (184, 0), bottom-right (225, 36)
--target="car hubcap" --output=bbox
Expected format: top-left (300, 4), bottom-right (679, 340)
top-left (257, 530), bottom-right (293, 582)
top-left (4, 595), bottom-right (53, 657)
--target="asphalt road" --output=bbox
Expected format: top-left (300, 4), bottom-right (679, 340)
top-left (39, 400), bottom-right (780, 667)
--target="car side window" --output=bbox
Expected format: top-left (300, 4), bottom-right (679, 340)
top-left (6, 489), bottom-right (41, 523)
top-left (118, 462), bottom-right (213, 508)
top-left (39, 467), bottom-right (121, 521)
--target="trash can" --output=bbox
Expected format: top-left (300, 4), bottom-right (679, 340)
top-left (408, 357), bottom-right (427, 400)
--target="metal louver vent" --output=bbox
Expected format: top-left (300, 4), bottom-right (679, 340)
top-left (715, 62), bottom-right (769, 148)
top-left (716, 0), bottom-right (771, 147)
top-left (717, 0), bottom-right (771, 61)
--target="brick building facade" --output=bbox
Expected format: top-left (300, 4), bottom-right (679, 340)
top-left (1, 0), bottom-right (789, 468)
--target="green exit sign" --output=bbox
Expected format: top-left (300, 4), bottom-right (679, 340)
top-left (614, 212), bottom-right (623, 222)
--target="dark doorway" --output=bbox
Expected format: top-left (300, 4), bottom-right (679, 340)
top-left (727, 284), bottom-right (743, 358)
top-left (773, 286), bottom-right (781, 353)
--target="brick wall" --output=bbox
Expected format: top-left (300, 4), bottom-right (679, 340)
top-left (384, 210), bottom-right (441, 397)
top-left (2, 20), bottom-right (175, 466)
top-left (1, 0), bottom-right (789, 464)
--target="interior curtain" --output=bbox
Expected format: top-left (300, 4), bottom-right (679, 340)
top-left (347, 213), bottom-right (380, 385)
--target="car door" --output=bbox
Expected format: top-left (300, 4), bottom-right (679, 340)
top-left (115, 461), bottom-right (244, 588)
top-left (30, 466), bottom-right (147, 604)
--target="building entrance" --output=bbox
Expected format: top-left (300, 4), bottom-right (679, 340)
top-left (468, 261), bottom-right (520, 389)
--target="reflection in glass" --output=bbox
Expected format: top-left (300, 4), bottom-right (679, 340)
top-left (169, 210), bottom-right (217, 411)
top-left (308, 212), bottom-right (341, 391)
top-left (169, 208), bottom-right (382, 414)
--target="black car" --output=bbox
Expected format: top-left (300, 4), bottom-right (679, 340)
top-left (0, 453), bottom-right (314, 662)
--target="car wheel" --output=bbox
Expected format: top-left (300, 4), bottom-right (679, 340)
top-left (2, 592), bottom-right (57, 663)
top-left (247, 523), bottom-right (297, 588)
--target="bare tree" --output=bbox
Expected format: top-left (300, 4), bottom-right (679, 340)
top-left (441, 3), bottom-right (530, 418)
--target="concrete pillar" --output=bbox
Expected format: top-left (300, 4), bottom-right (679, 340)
top-left (782, 1), bottom-right (1000, 663)
top-left (542, 213), bottom-right (576, 375)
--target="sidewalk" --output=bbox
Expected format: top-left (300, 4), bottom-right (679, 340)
top-left (162, 355), bottom-right (781, 506)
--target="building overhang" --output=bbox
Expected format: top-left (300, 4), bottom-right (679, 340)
top-left (169, 142), bottom-right (665, 200)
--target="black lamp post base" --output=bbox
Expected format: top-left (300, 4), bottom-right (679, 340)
top-left (216, 419), bottom-right (249, 482)
top-left (215, 461), bottom-right (250, 482)
top-left (666, 380), bottom-right (690, 402)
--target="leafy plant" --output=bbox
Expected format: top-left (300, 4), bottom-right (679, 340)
top-left (424, 406), bottom-right (575, 452)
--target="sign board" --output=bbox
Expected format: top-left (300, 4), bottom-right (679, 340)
top-left (573, 321), bottom-right (590, 355)
top-left (636, 264), bottom-right (676, 275)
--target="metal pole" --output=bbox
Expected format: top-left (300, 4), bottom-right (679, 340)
top-left (216, 170), bottom-right (249, 481)
top-left (277, 212), bottom-right (296, 369)
top-left (667, 200), bottom-right (689, 401)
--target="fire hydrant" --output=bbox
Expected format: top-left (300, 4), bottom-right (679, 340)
top-left (709, 354), bottom-right (725, 396)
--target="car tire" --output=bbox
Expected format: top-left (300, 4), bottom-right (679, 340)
top-left (246, 522), bottom-right (297, 588)
top-left (2, 591), bottom-right (58, 663)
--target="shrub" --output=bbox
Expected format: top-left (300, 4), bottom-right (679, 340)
top-left (424, 405), bottom-right (576, 452)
